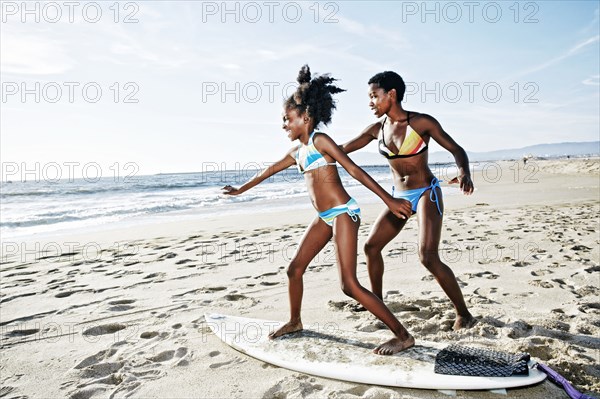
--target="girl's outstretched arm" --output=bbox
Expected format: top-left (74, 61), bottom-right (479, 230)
top-left (314, 134), bottom-right (412, 219)
top-left (340, 122), bottom-right (380, 154)
top-left (222, 147), bottom-right (297, 195)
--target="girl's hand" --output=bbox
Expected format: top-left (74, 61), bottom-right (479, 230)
top-left (388, 198), bottom-right (412, 220)
top-left (222, 185), bottom-right (241, 195)
top-left (449, 175), bottom-right (474, 195)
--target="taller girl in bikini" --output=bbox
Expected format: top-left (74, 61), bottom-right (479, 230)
top-left (223, 65), bottom-right (415, 354)
top-left (343, 71), bottom-right (477, 330)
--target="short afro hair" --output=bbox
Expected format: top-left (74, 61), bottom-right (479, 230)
top-left (368, 71), bottom-right (405, 103)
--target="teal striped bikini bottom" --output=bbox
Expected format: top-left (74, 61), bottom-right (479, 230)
top-left (318, 198), bottom-right (361, 226)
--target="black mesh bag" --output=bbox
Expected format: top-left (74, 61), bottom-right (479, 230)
top-left (434, 344), bottom-right (530, 377)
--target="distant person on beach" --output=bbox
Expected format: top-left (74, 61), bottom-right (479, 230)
top-left (342, 71), bottom-right (477, 330)
top-left (222, 65), bottom-right (415, 354)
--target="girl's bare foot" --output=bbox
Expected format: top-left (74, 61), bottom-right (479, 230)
top-left (453, 314), bottom-right (478, 330)
top-left (373, 334), bottom-right (415, 355)
top-left (268, 320), bottom-right (303, 339)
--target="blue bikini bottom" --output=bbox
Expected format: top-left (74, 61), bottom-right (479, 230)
top-left (392, 177), bottom-right (442, 215)
top-left (318, 198), bottom-right (361, 226)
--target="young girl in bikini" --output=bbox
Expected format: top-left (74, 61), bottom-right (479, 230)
top-left (222, 65), bottom-right (414, 355)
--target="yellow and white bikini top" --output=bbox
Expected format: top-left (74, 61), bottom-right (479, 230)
top-left (378, 112), bottom-right (428, 159)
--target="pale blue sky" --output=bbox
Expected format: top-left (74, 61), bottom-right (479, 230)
top-left (1, 1), bottom-right (598, 177)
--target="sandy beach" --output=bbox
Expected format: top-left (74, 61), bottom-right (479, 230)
top-left (1, 158), bottom-right (599, 399)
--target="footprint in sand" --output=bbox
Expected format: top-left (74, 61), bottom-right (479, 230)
top-left (147, 347), bottom-right (188, 363)
top-left (5, 328), bottom-right (39, 337)
top-left (157, 252), bottom-right (177, 261)
top-left (263, 375), bottom-right (325, 399)
top-left (410, 299), bottom-right (432, 308)
top-left (0, 291), bottom-right (36, 303)
top-left (107, 299), bottom-right (136, 312)
top-left (144, 272), bottom-right (166, 280)
top-left (140, 331), bottom-right (159, 339)
top-left (55, 290), bottom-right (85, 298)
top-left (82, 323), bottom-right (127, 337)
top-left (572, 286), bottom-right (600, 298)
top-left (224, 294), bottom-right (247, 301)
top-left (480, 271), bottom-right (499, 279)
top-left (4, 270), bottom-right (39, 278)
top-left (219, 293), bottom-right (258, 308)
top-left (260, 281), bottom-right (280, 286)
top-left (203, 286), bottom-right (227, 293)
top-left (336, 385), bottom-right (390, 399)
top-left (512, 261), bottom-right (531, 267)
top-left (571, 245), bottom-right (592, 252)
top-left (0, 387), bottom-right (17, 397)
top-left (327, 300), bottom-right (367, 313)
top-left (78, 361), bottom-right (124, 379)
top-left (386, 302), bottom-right (420, 313)
top-left (74, 349), bottom-right (119, 369)
top-left (255, 272), bottom-right (278, 279)
top-left (529, 280), bottom-right (554, 289)
top-left (506, 320), bottom-right (533, 339)
top-left (385, 248), bottom-right (405, 258)
top-left (521, 337), bottom-right (556, 361)
top-left (208, 356), bottom-right (246, 369)
top-left (356, 320), bottom-right (386, 332)
top-left (473, 287), bottom-right (498, 298)
top-left (552, 278), bottom-right (575, 289)
top-left (68, 339), bottom-right (188, 398)
top-left (578, 302), bottom-right (600, 314)
top-left (464, 271), bottom-right (499, 280)
top-left (531, 269), bottom-right (554, 276)
top-left (48, 278), bottom-right (74, 286)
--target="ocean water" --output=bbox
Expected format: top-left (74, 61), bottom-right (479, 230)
top-left (1, 164), bottom-right (461, 239)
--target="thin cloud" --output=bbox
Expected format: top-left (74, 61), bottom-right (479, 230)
top-left (100, 24), bottom-right (190, 69)
top-left (335, 15), bottom-right (410, 51)
top-left (336, 15), bottom-right (367, 36)
top-left (505, 35), bottom-right (599, 81)
top-left (582, 74), bottom-right (599, 86)
top-left (1, 32), bottom-right (74, 75)
top-left (580, 7), bottom-right (600, 35)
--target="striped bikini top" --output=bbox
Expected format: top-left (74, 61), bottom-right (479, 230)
top-left (378, 112), bottom-right (428, 159)
top-left (295, 131), bottom-right (336, 174)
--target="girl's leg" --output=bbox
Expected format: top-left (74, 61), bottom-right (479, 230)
top-left (416, 187), bottom-right (476, 330)
top-left (333, 214), bottom-right (414, 355)
top-left (364, 208), bottom-right (408, 299)
top-left (269, 216), bottom-right (333, 339)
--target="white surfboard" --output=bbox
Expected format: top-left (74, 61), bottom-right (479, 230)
top-left (205, 313), bottom-right (547, 391)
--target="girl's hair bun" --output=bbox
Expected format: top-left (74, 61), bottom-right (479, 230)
top-left (297, 64), bottom-right (311, 84)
